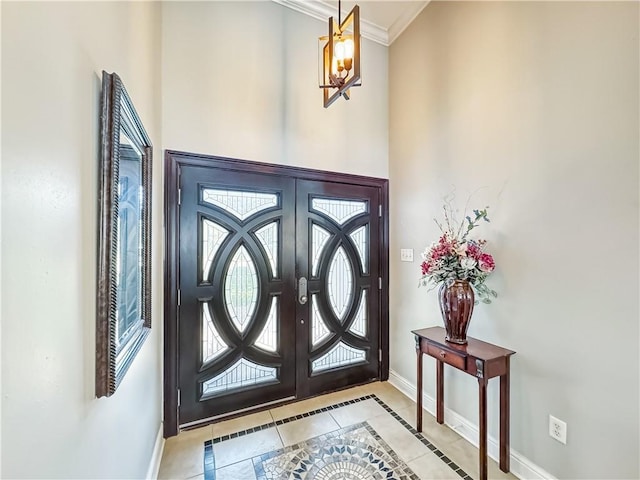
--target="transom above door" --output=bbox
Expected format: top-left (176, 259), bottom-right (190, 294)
top-left (164, 151), bottom-right (389, 436)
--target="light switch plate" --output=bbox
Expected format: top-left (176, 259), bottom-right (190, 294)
top-left (400, 249), bottom-right (414, 262)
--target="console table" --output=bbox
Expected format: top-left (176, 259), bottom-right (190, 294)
top-left (413, 327), bottom-right (515, 480)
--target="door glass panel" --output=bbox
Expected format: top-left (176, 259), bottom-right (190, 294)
top-left (203, 189), bottom-right (278, 221)
top-left (202, 358), bottom-right (277, 397)
top-left (255, 297), bottom-right (278, 352)
top-left (311, 295), bottom-right (331, 347)
top-left (202, 302), bottom-right (229, 363)
top-left (311, 341), bottom-right (366, 373)
top-left (327, 246), bottom-right (353, 322)
top-left (312, 198), bottom-right (367, 225)
top-left (348, 290), bottom-right (367, 338)
top-left (311, 224), bottom-right (331, 277)
top-left (255, 222), bottom-right (278, 277)
top-left (224, 246), bottom-right (258, 334)
top-left (349, 225), bottom-right (368, 274)
top-left (202, 219), bottom-right (229, 282)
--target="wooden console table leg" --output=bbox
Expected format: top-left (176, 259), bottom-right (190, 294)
top-left (416, 337), bottom-right (423, 432)
top-left (436, 359), bottom-right (444, 424)
top-left (500, 357), bottom-right (511, 472)
top-left (478, 376), bottom-right (488, 480)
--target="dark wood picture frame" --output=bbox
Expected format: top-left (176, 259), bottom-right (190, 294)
top-left (96, 71), bottom-right (153, 397)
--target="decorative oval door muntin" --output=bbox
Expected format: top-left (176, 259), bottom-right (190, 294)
top-left (309, 212), bottom-right (372, 333)
top-left (198, 214), bottom-right (279, 343)
top-left (305, 197), bottom-right (373, 376)
top-left (195, 185), bottom-right (288, 401)
top-left (201, 259), bottom-right (281, 397)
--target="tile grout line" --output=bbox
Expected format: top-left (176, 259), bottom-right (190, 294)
top-left (203, 393), bottom-right (472, 480)
top-left (371, 396), bottom-right (473, 480)
top-left (270, 408), bottom-right (287, 453)
top-left (205, 394), bottom-right (373, 445)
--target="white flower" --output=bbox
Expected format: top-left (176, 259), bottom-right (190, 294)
top-left (460, 257), bottom-right (477, 270)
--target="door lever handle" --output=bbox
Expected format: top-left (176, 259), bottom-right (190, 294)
top-left (298, 277), bottom-right (308, 304)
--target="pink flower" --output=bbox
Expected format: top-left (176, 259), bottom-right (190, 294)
top-left (421, 261), bottom-right (437, 275)
top-left (478, 253), bottom-right (495, 272)
top-left (466, 241), bottom-right (482, 260)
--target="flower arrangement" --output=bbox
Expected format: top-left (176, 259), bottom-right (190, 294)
top-left (419, 203), bottom-right (498, 304)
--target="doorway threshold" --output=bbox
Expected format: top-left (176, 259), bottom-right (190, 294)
top-left (180, 396), bottom-right (297, 431)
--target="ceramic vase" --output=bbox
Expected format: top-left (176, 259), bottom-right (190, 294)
top-left (438, 280), bottom-right (474, 344)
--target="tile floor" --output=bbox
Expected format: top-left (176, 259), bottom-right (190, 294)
top-left (158, 382), bottom-right (517, 480)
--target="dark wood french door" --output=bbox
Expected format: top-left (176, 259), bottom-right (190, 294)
top-left (178, 166), bottom-right (297, 424)
top-left (164, 152), bottom-right (388, 433)
top-left (295, 180), bottom-right (380, 399)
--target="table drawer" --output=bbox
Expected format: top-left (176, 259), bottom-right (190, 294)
top-left (427, 344), bottom-right (467, 370)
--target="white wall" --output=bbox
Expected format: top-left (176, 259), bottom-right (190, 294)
top-left (161, 1), bottom-right (389, 178)
top-left (1, 2), bottom-right (385, 477)
top-left (1, 2), bottom-right (163, 478)
top-left (389, 2), bottom-right (639, 478)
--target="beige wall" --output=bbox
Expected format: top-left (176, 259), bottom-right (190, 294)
top-left (161, 1), bottom-right (389, 178)
top-left (1, 2), bottom-right (163, 478)
top-left (389, 2), bottom-right (639, 478)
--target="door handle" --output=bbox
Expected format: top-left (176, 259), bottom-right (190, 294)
top-left (298, 277), bottom-right (308, 304)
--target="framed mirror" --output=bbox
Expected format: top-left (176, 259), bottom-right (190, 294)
top-left (96, 71), bottom-right (152, 397)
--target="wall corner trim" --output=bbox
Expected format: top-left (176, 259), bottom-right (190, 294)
top-left (146, 423), bottom-right (165, 480)
top-left (271, 0), bottom-right (389, 46)
top-left (387, 369), bottom-right (556, 480)
top-left (386, 1), bottom-right (430, 45)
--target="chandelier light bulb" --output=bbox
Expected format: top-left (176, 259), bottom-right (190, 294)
top-left (343, 38), bottom-right (354, 71)
top-left (334, 39), bottom-right (345, 61)
top-left (344, 38), bottom-right (354, 59)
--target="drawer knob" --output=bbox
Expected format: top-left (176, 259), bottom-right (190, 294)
top-left (439, 351), bottom-right (446, 358)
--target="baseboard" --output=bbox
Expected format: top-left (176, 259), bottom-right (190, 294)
top-left (388, 369), bottom-right (555, 480)
top-left (146, 422), bottom-right (165, 480)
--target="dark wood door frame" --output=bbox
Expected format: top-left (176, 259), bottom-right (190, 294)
top-left (163, 150), bottom-right (389, 438)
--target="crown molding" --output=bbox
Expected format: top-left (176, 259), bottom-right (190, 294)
top-left (272, 0), bottom-right (390, 46)
top-left (387, 1), bottom-right (430, 44)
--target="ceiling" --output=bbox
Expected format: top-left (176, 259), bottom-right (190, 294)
top-left (272, 0), bottom-right (430, 46)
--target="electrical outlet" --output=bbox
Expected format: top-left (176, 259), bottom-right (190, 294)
top-left (549, 415), bottom-right (567, 444)
top-left (400, 249), bottom-right (414, 262)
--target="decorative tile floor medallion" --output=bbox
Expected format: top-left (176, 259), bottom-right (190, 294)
top-left (203, 394), bottom-right (472, 480)
top-left (255, 423), bottom-right (418, 480)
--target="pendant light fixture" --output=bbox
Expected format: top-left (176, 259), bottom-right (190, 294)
top-left (318, 0), bottom-right (361, 108)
